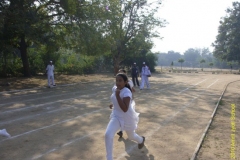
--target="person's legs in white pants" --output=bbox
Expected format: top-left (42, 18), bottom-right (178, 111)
top-left (52, 74), bottom-right (55, 85)
top-left (47, 74), bottom-right (52, 86)
top-left (145, 77), bottom-right (150, 89)
top-left (105, 118), bottom-right (121, 160)
top-left (140, 75), bottom-right (145, 89)
top-left (125, 130), bottom-right (143, 144)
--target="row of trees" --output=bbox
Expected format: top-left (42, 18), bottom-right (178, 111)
top-left (0, 0), bottom-right (164, 77)
top-left (157, 47), bottom-right (239, 70)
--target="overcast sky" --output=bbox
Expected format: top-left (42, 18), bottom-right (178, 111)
top-left (151, 0), bottom-right (238, 54)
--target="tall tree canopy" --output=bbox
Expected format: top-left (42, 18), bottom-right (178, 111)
top-left (0, 0), bottom-right (165, 77)
top-left (212, 2), bottom-right (240, 63)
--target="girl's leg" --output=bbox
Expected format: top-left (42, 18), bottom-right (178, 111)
top-left (47, 74), bottom-right (51, 87)
top-left (140, 76), bottom-right (145, 89)
top-left (125, 130), bottom-right (143, 143)
top-left (145, 77), bottom-right (150, 89)
top-left (105, 118), bottom-right (121, 160)
top-left (52, 74), bottom-right (55, 85)
top-left (125, 130), bottom-right (145, 149)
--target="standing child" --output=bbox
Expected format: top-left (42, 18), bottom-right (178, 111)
top-left (140, 62), bottom-right (151, 90)
top-left (46, 61), bottom-right (56, 88)
top-left (105, 73), bottom-right (145, 160)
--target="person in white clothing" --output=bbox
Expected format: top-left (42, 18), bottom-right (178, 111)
top-left (0, 129), bottom-right (11, 138)
top-left (46, 61), bottom-right (56, 88)
top-left (105, 73), bottom-right (145, 160)
top-left (140, 62), bottom-right (151, 90)
top-left (116, 69), bottom-right (135, 138)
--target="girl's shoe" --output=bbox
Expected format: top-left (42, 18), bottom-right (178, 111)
top-left (138, 136), bottom-right (145, 149)
top-left (117, 131), bottom-right (123, 138)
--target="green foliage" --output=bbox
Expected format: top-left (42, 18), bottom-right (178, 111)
top-left (200, 59), bottom-right (206, 63)
top-left (0, 50), bottom-right (23, 77)
top-left (178, 58), bottom-right (185, 63)
top-left (213, 2), bottom-right (240, 63)
top-left (0, 0), bottom-right (165, 77)
top-left (178, 58), bottom-right (184, 69)
top-left (145, 53), bottom-right (158, 72)
top-left (209, 62), bottom-right (214, 67)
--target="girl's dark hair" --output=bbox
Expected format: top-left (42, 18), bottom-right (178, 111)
top-left (118, 69), bottom-right (126, 74)
top-left (116, 73), bottom-right (132, 92)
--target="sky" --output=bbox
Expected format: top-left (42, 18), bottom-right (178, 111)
top-left (151, 0), bottom-right (238, 54)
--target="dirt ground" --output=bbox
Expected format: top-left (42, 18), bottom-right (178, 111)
top-left (0, 71), bottom-right (239, 160)
top-left (196, 81), bottom-right (240, 160)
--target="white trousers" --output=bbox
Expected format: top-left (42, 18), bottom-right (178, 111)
top-left (47, 74), bottom-right (55, 86)
top-left (140, 75), bottom-right (150, 89)
top-left (105, 117), bottom-right (143, 160)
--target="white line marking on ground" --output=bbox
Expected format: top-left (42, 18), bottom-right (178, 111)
top-left (0, 105), bottom-right (77, 125)
top-left (0, 83), bottom-right (77, 94)
top-left (0, 82), bottom-right (110, 105)
top-left (0, 108), bottom-right (106, 143)
top-left (0, 92), bottom-right (99, 114)
top-left (179, 79), bottom-right (207, 93)
top-left (0, 90), bottom-right (55, 100)
top-left (30, 130), bottom-right (101, 160)
top-left (207, 79), bottom-right (219, 88)
top-left (0, 89), bottom-right (85, 106)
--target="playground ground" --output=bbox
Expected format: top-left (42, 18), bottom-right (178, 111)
top-left (0, 70), bottom-right (239, 160)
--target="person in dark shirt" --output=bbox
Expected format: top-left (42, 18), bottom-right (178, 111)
top-left (131, 62), bottom-right (140, 87)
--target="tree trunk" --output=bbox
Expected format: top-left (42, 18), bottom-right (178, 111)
top-left (113, 51), bottom-right (121, 76)
top-left (19, 35), bottom-right (30, 77)
top-left (0, 54), bottom-right (7, 77)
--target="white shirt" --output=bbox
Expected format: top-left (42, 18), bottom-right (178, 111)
top-left (46, 64), bottom-right (54, 75)
top-left (141, 66), bottom-right (149, 76)
top-left (110, 86), bottom-right (139, 131)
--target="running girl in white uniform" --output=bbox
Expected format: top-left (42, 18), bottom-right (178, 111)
top-left (116, 69), bottom-right (135, 138)
top-left (105, 73), bottom-right (145, 160)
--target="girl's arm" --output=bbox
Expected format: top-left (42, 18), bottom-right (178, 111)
top-left (132, 87), bottom-right (135, 92)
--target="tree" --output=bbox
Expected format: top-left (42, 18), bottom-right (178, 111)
top-left (209, 62), bottom-right (214, 70)
top-left (178, 58), bottom-right (185, 70)
top-left (102, 0), bottom-right (165, 74)
top-left (183, 48), bottom-right (201, 68)
top-left (0, 0), bottom-right (165, 76)
top-left (212, 2), bottom-right (240, 64)
top-left (0, 0), bottom-right (87, 76)
top-left (200, 59), bottom-right (206, 71)
top-left (170, 61), bottom-right (174, 70)
top-left (166, 51), bottom-right (181, 66)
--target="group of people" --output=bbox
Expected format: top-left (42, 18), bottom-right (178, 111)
top-left (45, 61), bottom-right (151, 90)
top-left (105, 62), bottom-right (151, 160)
top-left (131, 62), bottom-right (151, 90)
